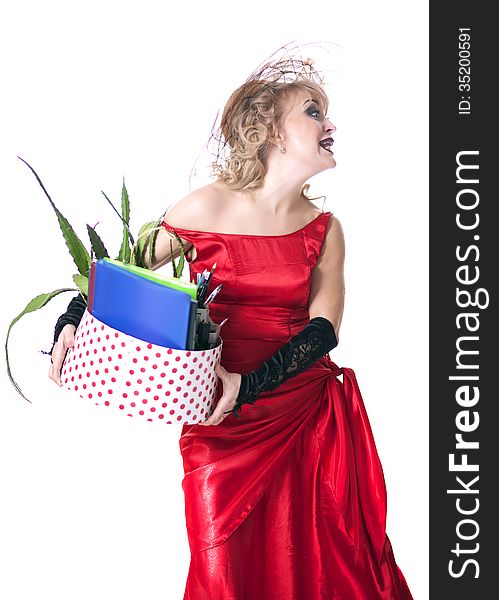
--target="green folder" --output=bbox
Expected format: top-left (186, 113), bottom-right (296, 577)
top-left (104, 258), bottom-right (197, 300)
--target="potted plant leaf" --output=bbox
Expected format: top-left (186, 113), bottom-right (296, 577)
top-left (5, 157), bottom-right (187, 403)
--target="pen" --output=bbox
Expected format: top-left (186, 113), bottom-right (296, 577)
top-left (199, 263), bottom-right (217, 305)
top-left (198, 270), bottom-right (208, 289)
top-left (197, 274), bottom-right (205, 295)
top-left (198, 282), bottom-right (208, 305)
top-left (197, 270), bottom-right (210, 303)
top-left (205, 262), bottom-right (217, 287)
top-left (198, 270), bottom-right (212, 304)
top-left (203, 283), bottom-right (223, 307)
top-left (212, 317), bottom-right (229, 346)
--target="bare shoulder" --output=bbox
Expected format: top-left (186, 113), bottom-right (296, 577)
top-left (326, 214), bottom-right (344, 239)
top-left (162, 182), bottom-right (224, 229)
top-left (305, 200), bottom-right (344, 244)
top-left (322, 213), bottom-right (345, 260)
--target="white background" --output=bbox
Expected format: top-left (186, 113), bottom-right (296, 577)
top-left (0, 1), bottom-right (428, 598)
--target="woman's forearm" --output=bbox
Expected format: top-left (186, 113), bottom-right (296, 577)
top-left (224, 316), bottom-right (338, 418)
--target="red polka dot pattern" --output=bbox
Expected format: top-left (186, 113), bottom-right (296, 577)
top-left (61, 310), bottom-right (223, 425)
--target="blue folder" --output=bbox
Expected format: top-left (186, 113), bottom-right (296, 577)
top-left (88, 259), bottom-right (196, 350)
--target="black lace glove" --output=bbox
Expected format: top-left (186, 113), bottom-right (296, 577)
top-left (49, 295), bottom-right (87, 359)
top-left (224, 316), bottom-right (338, 419)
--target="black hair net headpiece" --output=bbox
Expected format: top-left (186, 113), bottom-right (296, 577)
top-left (189, 40), bottom-right (340, 187)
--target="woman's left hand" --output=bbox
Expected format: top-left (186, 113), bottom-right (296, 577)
top-left (199, 363), bottom-right (241, 426)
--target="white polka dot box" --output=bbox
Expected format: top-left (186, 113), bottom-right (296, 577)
top-left (61, 310), bottom-right (223, 425)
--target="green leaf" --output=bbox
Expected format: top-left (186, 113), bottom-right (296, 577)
top-left (176, 245), bottom-right (185, 277)
top-left (101, 189), bottom-right (135, 247)
top-left (18, 157), bottom-right (91, 277)
top-left (168, 229), bottom-right (185, 277)
top-left (133, 221), bottom-right (160, 268)
top-left (87, 224), bottom-right (109, 259)
top-left (157, 206), bottom-right (185, 277)
top-left (5, 288), bottom-right (79, 402)
top-left (118, 178), bottom-right (131, 263)
top-left (168, 236), bottom-right (185, 278)
top-left (169, 238), bottom-right (176, 277)
top-left (148, 211), bottom-right (167, 267)
top-left (73, 274), bottom-right (89, 297)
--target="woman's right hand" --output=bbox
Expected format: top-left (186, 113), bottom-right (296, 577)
top-left (48, 324), bottom-right (76, 386)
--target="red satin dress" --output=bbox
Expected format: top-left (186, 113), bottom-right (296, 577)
top-left (162, 212), bottom-right (413, 600)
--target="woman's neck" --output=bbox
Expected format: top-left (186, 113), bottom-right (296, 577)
top-left (237, 179), bottom-right (308, 217)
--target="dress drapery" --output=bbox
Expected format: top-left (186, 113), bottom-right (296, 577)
top-left (162, 212), bottom-right (413, 599)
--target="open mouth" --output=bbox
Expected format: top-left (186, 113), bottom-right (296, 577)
top-left (319, 137), bottom-right (334, 153)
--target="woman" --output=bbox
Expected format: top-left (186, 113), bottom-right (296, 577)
top-left (49, 55), bottom-right (413, 599)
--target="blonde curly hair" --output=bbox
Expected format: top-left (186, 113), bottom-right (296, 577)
top-left (210, 79), bottom-right (329, 194)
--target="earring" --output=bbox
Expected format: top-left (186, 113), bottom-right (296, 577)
top-left (280, 146), bottom-right (286, 154)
